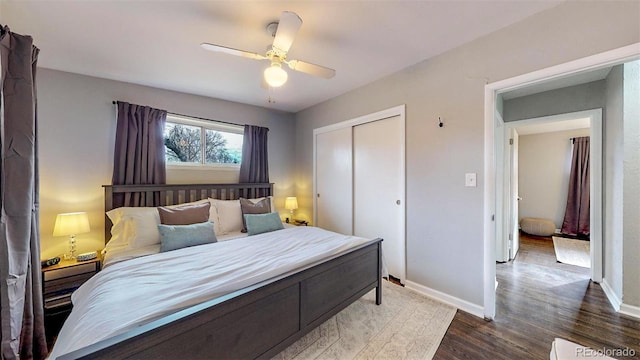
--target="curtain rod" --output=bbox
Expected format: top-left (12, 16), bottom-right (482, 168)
top-left (112, 101), bottom-right (246, 128)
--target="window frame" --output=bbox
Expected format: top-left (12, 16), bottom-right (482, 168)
top-left (164, 114), bottom-right (243, 169)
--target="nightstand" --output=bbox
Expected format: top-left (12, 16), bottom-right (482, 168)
top-left (290, 220), bottom-right (309, 226)
top-left (41, 256), bottom-right (101, 344)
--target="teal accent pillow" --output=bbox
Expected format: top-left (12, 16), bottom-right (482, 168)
top-left (244, 213), bottom-right (284, 236)
top-left (158, 221), bottom-right (217, 252)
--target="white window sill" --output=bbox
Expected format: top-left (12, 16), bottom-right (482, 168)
top-left (167, 163), bottom-right (241, 171)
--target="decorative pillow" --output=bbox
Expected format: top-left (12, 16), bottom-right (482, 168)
top-left (244, 212), bottom-right (284, 236)
top-left (239, 198), bottom-right (271, 233)
top-left (158, 202), bottom-right (211, 225)
top-left (157, 222), bottom-right (217, 252)
top-left (106, 199), bottom-right (217, 250)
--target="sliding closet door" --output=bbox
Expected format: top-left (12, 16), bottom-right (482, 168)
top-left (353, 115), bottom-right (405, 284)
top-left (315, 127), bottom-right (353, 235)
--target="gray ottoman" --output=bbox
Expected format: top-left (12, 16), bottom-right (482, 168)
top-left (520, 217), bottom-right (556, 236)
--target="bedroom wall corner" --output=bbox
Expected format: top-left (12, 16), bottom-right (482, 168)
top-left (37, 69), bottom-right (295, 259)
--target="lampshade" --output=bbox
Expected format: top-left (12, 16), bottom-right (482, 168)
top-left (53, 212), bottom-right (90, 237)
top-left (285, 197), bottom-right (298, 211)
top-left (264, 63), bottom-right (288, 87)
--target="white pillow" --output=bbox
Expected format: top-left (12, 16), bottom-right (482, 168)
top-left (106, 207), bottom-right (161, 248)
top-left (210, 196), bottom-right (273, 235)
top-left (212, 199), bottom-right (242, 234)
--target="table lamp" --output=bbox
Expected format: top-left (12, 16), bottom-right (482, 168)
top-left (53, 212), bottom-right (90, 260)
top-left (284, 197), bottom-right (298, 223)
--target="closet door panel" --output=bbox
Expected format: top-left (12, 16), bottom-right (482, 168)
top-left (315, 127), bottom-right (353, 235)
top-left (353, 115), bottom-right (405, 283)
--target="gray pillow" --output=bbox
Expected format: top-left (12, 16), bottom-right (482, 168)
top-left (158, 221), bottom-right (217, 252)
top-left (158, 202), bottom-right (211, 225)
top-left (244, 212), bottom-right (284, 236)
top-left (239, 198), bottom-right (271, 233)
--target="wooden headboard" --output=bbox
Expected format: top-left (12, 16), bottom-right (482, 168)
top-left (102, 183), bottom-right (273, 244)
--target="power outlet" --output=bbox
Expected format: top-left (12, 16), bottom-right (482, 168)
top-left (465, 173), bottom-right (477, 187)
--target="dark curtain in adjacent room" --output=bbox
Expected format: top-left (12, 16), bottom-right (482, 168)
top-left (112, 101), bottom-right (167, 207)
top-left (0, 25), bottom-right (48, 360)
top-left (239, 125), bottom-right (270, 183)
top-left (561, 136), bottom-right (590, 237)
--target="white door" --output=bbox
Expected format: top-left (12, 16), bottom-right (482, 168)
top-left (509, 128), bottom-right (520, 260)
top-left (315, 127), bottom-right (353, 235)
top-left (353, 115), bottom-right (405, 284)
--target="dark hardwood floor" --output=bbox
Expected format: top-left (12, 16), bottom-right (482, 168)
top-left (434, 233), bottom-right (640, 359)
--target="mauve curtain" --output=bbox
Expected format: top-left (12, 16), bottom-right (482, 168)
top-left (0, 25), bottom-right (47, 359)
top-left (239, 125), bottom-right (269, 183)
top-left (112, 101), bottom-right (167, 207)
top-left (561, 136), bottom-right (590, 237)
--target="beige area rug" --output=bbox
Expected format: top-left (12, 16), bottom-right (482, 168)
top-left (273, 281), bottom-right (457, 360)
top-left (552, 236), bottom-right (590, 268)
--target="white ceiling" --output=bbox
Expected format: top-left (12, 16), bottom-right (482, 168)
top-left (2, 1), bottom-right (563, 112)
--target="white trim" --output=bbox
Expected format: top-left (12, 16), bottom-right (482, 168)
top-left (483, 82), bottom-right (497, 319)
top-left (312, 105), bottom-right (405, 135)
top-left (620, 303), bottom-right (640, 320)
top-left (166, 163), bottom-right (240, 171)
top-left (489, 43), bottom-right (640, 94)
top-left (498, 109), bottom-right (603, 282)
top-left (166, 114), bottom-right (244, 134)
top-left (600, 279), bottom-right (621, 312)
top-left (313, 105), bottom-right (407, 284)
top-left (483, 42), bottom-right (640, 320)
top-left (405, 280), bottom-right (484, 319)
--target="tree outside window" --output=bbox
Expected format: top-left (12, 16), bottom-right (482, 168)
top-left (164, 119), bottom-right (242, 165)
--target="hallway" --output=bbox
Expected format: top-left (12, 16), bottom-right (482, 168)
top-left (435, 233), bottom-right (640, 359)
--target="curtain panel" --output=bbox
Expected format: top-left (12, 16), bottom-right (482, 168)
top-left (239, 125), bottom-right (270, 184)
top-left (112, 101), bottom-right (167, 207)
top-left (0, 25), bottom-right (48, 360)
top-left (561, 136), bottom-right (590, 237)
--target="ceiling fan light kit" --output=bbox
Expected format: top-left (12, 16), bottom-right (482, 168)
top-left (264, 62), bottom-right (288, 87)
top-left (201, 11), bottom-right (335, 91)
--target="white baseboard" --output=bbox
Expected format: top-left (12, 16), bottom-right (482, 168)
top-left (620, 303), bottom-right (640, 320)
top-left (600, 279), bottom-right (621, 312)
top-left (405, 280), bottom-right (484, 318)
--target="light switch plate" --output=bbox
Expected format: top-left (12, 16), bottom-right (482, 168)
top-left (465, 173), bottom-right (477, 187)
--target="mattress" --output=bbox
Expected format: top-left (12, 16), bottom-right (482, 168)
top-left (48, 226), bottom-right (369, 359)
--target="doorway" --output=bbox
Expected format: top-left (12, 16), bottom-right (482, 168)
top-left (496, 110), bottom-right (601, 275)
top-left (483, 43), bottom-right (640, 319)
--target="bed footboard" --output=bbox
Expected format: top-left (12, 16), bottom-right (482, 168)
top-left (59, 239), bottom-right (383, 360)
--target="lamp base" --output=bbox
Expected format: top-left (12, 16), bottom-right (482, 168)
top-left (64, 234), bottom-right (77, 260)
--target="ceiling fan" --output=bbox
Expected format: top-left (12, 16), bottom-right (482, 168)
top-left (201, 11), bottom-right (335, 88)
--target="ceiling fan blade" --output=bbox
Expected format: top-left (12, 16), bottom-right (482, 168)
top-left (272, 11), bottom-right (302, 53)
top-left (287, 60), bottom-right (336, 79)
top-left (200, 43), bottom-right (266, 60)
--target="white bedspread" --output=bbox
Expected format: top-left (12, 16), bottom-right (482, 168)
top-left (49, 226), bottom-right (369, 359)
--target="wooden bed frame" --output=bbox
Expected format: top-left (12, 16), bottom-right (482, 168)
top-left (58, 183), bottom-right (383, 359)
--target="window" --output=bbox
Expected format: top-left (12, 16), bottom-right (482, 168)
top-left (164, 114), bottom-right (243, 167)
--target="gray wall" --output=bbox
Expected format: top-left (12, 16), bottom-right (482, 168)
top-left (38, 69), bottom-right (295, 259)
top-left (623, 61), bottom-right (640, 306)
top-left (604, 65), bottom-right (624, 302)
top-left (503, 80), bottom-right (605, 122)
top-left (518, 128), bottom-right (590, 228)
top-left (294, 1), bottom-right (640, 308)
